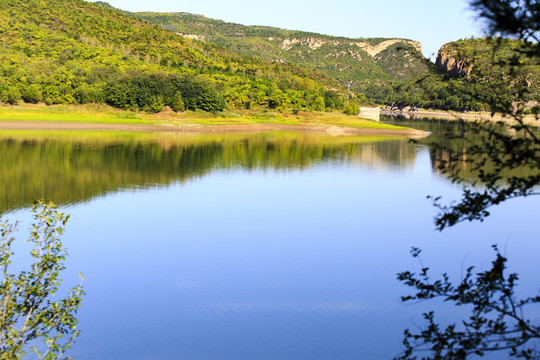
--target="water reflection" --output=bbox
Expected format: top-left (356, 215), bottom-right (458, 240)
top-left (1, 125), bottom-right (538, 360)
top-left (382, 115), bottom-right (540, 185)
top-left (0, 131), bottom-right (418, 214)
top-left (2, 120), bottom-right (537, 215)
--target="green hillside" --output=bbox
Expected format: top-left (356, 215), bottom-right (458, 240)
top-left (112, 7), bottom-right (538, 113)
top-left (367, 38), bottom-right (540, 112)
top-left (0, 0), bottom-right (358, 113)
top-left (124, 10), bottom-right (429, 92)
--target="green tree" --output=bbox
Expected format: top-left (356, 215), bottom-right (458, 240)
top-left (74, 83), bottom-right (99, 104)
top-left (6, 87), bottom-right (21, 105)
top-left (149, 95), bottom-right (164, 113)
top-left (312, 96), bottom-right (326, 111)
top-left (23, 84), bottom-right (42, 104)
top-left (395, 1), bottom-right (540, 359)
top-left (0, 201), bottom-right (84, 360)
top-left (171, 90), bottom-right (185, 112)
top-left (343, 101), bottom-right (359, 115)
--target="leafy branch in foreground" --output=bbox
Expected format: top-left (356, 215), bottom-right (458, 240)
top-left (395, 247), bottom-right (540, 360)
top-left (426, 2), bottom-right (540, 231)
top-left (429, 118), bottom-right (540, 231)
top-left (469, 0), bottom-right (540, 44)
top-left (396, 2), bottom-right (540, 359)
top-left (0, 201), bottom-right (84, 360)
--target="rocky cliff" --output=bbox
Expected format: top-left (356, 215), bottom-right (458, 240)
top-left (435, 44), bottom-right (473, 78)
top-left (278, 37), bottom-right (422, 56)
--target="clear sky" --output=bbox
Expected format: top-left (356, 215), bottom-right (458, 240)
top-left (91, 0), bottom-right (485, 59)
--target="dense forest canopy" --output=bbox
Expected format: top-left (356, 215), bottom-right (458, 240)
top-left (1, 0), bottom-right (537, 114)
top-left (0, 0), bottom-right (361, 113)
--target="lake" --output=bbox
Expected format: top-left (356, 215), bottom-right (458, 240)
top-left (1, 116), bottom-right (539, 360)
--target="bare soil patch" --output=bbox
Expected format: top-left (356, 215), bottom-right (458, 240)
top-left (0, 120), bottom-right (429, 138)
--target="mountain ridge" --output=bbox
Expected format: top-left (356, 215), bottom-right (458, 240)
top-left (124, 10), bottom-right (430, 92)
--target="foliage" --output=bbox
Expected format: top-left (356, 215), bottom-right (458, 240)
top-left (6, 87), bottom-right (21, 105)
top-left (343, 101), bottom-right (360, 115)
top-left (127, 9), bottom-right (428, 93)
top-left (171, 91), bottom-right (185, 112)
top-left (0, 0), bottom-right (354, 113)
top-left (396, 247), bottom-right (540, 360)
top-left (23, 85), bottom-right (42, 104)
top-left (469, 0), bottom-right (539, 43)
top-left (395, 1), bottom-right (540, 359)
top-left (430, 120), bottom-right (540, 231)
top-left (0, 201), bottom-right (84, 360)
top-left (368, 38), bottom-right (540, 112)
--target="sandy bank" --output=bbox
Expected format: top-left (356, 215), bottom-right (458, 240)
top-left (0, 120), bottom-right (429, 139)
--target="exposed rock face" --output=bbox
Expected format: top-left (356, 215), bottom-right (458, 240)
top-left (281, 37), bottom-right (326, 50)
top-left (435, 45), bottom-right (473, 78)
top-left (280, 37), bottom-right (422, 57)
top-left (175, 32), bottom-right (206, 42)
top-left (354, 39), bottom-right (422, 57)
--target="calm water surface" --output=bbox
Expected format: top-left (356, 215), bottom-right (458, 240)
top-left (1, 117), bottom-right (539, 360)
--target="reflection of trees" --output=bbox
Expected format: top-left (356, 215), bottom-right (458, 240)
top-left (0, 132), bottom-right (417, 214)
top-left (382, 115), bottom-right (540, 185)
top-left (427, 126), bottom-right (540, 185)
top-left (353, 140), bottom-right (418, 170)
top-left (429, 147), bottom-right (471, 179)
top-left (0, 140), bottom-right (222, 214)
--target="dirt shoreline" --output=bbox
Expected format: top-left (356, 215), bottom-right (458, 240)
top-left (382, 109), bottom-right (540, 126)
top-left (0, 120), bottom-right (430, 138)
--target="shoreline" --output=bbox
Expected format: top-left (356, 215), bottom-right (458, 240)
top-left (381, 109), bottom-right (540, 126)
top-left (0, 120), bottom-right (429, 139)
top-left (0, 104), bottom-right (429, 138)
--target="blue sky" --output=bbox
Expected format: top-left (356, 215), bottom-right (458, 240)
top-left (93, 0), bottom-right (485, 59)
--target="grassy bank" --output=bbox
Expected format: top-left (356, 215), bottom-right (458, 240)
top-left (0, 104), bottom-right (407, 130)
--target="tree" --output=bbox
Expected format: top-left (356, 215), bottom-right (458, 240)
top-left (469, 0), bottom-right (539, 44)
top-left (431, 0), bottom-right (540, 232)
top-left (343, 101), bottom-right (360, 115)
top-left (0, 201), bottom-right (84, 360)
top-left (395, 1), bottom-right (540, 359)
top-left (171, 90), bottom-right (185, 112)
top-left (23, 84), bottom-right (42, 104)
top-left (396, 247), bottom-right (540, 360)
top-left (149, 95), bottom-right (164, 113)
top-left (312, 96), bottom-right (326, 111)
top-left (6, 87), bottom-right (21, 105)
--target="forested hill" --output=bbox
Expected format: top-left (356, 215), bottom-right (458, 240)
top-left (116, 10), bottom-right (429, 92)
top-left (0, 0), bottom-right (357, 113)
top-left (366, 38), bottom-right (540, 112)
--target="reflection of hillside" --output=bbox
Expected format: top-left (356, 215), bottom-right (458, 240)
top-left (0, 140), bottom-right (221, 214)
top-left (429, 147), bottom-right (473, 180)
top-left (429, 146), bottom-right (539, 184)
top-left (382, 115), bottom-right (540, 184)
top-left (350, 140), bottom-right (418, 170)
top-left (0, 131), bottom-right (417, 214)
